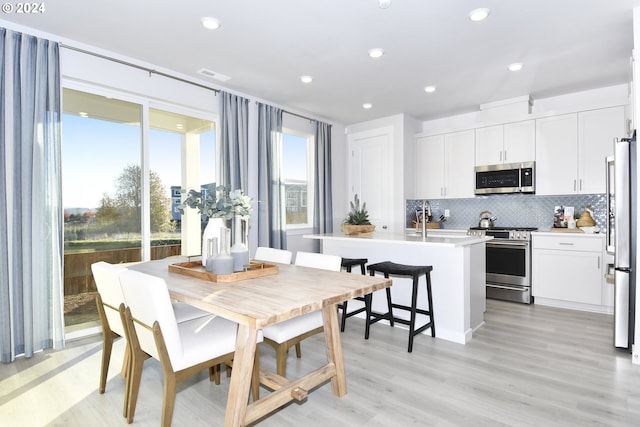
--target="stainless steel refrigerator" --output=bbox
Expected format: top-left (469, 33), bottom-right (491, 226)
top-left (611, 131), bottom-right (637, 350)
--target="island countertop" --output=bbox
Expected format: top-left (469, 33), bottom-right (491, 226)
top-left (304, 231), bottom-right (492, 247)
top-left (304, 230), bottom-right (489, 344)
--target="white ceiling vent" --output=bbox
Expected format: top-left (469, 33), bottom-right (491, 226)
top-left (197, 68), bottom-right (231, 82)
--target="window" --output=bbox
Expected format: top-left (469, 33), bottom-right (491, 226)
top-left (62, 87), bottom-right (215, 334)
top-left (282, 131), bottom-right (314, 228)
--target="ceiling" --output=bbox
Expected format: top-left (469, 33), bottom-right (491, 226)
top-left (2, 0), bottom-right (640, 125)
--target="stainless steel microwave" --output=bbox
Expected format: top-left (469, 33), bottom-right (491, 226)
top-left (475, 161), bottom-right (535, 195)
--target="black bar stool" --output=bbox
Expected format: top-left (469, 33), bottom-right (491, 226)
top-left (365, 261), bottom-right (435, 352)
top-left (339, 258), bottom-right (368, 332)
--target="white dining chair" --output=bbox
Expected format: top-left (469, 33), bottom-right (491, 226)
top-left (119, 269), bottom-right (261, 426)
top-left (254, 246), bottom-right (293, 264)
top-left (261, 251), bottom-right (342, 376)
top-left (91, 261), bottom-right (130, 398)
top-left (91, 262), bottom-right (213, 396)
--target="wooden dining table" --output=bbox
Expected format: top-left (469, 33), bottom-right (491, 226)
top-left (128, 256), bottom-right (392, 427)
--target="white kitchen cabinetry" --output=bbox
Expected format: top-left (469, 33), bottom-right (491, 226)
top-left (578, 106), bottom-right (626, 194)
top-left (532, 234), bottom-right (609, 312)
top-left (535, 106), bottom-right (625, 195)
top-left (535, 113), bottom-right (579, 195)
top-left (475, 120), bottom-right (535, 166)
top-left (415, 129), bottom-right (475, 199)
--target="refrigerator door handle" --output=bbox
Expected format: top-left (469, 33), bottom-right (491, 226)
top-left (614, 137), bottom-right (631, 269)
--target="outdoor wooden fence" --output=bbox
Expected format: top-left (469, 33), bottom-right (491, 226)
top-left (64, 245), bottom-right (181, 296)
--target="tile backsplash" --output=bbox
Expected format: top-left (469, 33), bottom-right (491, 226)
top-left (406, 193), bottom-right (607, 231)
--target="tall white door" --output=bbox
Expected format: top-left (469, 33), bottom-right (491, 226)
top-left (347, 128), bottom-right (392, 232)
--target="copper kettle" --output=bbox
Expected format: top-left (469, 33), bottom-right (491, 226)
top-left (479, 210), bottom-right (497, 228)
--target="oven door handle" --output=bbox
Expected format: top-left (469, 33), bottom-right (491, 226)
top-left (487, 284), bottom-right (529, 292)
top-left (486, 240), bottom-right (529, 247)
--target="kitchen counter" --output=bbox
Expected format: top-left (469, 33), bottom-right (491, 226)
top-left (533, 230), bottom-right (605, 238)
top-left (304, 232), bottom-right (489, 344)
top-left (309, 231), bottom-right (492, 247)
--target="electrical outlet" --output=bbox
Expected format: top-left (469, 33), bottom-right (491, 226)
top-left (444, 209), bottom-right (450, 217)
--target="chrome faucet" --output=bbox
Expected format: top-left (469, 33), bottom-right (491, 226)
top-left (420, 200), bottom-right (431, 238)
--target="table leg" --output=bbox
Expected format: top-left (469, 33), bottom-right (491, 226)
top-left (322, 303), bottom-right (347, 396)
top-left (224, 325), bottom-right (258, 427)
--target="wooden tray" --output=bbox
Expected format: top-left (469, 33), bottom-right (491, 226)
top-left (168, 260), bottom-right (278, 283)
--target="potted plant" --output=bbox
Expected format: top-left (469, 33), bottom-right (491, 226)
top-left (342, 194), bottom-right (376, 235)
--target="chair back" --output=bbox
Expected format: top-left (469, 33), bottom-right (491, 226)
top-left (254, 247), bottom-right (293, 264)
top-left (119, 270), bottom-right (182, 363)
top-left (91, 261), bottom-right (127, 336)
top-left (294, 251), bottom-right (342, 272)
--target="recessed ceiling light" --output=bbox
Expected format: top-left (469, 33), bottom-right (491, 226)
top-left (176, 124), bottom-right (184, 130)
top-left (368, 48), bottom-right (384, 59)
top-left (508, 62), bottom-right (524, 72)
top-left (424, 85), bottom-right (436, 93)
top-left (468, 8), bottom-right (490, 22)
top-left (378, 0), bottom-right (391, 9)
top-left (300, 75), bottom-right (313, 84)
top-left (363, 103), bottom-right (373, 109)
top-left (78, 111), bottom-right (88, 118)
top-left (201, 17), bottom-right (221, 30)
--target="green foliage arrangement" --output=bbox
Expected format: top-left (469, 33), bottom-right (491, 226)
top-left (177, 185), bottom-right (253, 220)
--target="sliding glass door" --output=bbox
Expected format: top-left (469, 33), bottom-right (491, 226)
top-left (62, 87), bottom-right (215, 334)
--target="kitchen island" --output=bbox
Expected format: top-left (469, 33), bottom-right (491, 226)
top-left (304, 231), bottom-right (491, 344)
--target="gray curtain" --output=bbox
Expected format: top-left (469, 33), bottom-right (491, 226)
top-left (313, 121), bottom-right (333, 250)
top-left (257, 103), bottom-right (286, 248)
top-left (0, 28), bottom-right (64, 363)
top-left (219, 91), bottom-right (249, 190)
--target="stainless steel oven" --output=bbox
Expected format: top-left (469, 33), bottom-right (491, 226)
top-left (468, 227), bottom-right (536, 304)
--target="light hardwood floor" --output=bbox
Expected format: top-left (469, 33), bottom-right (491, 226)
top-left (1, 299), bottom-right (639, 426)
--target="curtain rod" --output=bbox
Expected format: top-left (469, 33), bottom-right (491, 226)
top-left (284, 109), bottom-right (317, 123)
top-left (60, 43), bottom-right (220, 94)
top-left (61, 43), bottom-right (324, 124)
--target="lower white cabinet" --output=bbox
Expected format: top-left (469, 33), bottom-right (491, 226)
top-left (532, 234), bottom-right (606, 309)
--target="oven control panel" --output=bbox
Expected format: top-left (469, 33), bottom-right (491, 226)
top-left (467, 228), bottom-right (534, 240)
top-left (508, 230), bottom-right (532, 240)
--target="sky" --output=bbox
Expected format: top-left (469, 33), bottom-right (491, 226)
top-left (62, 114), bottom-right (306, 210)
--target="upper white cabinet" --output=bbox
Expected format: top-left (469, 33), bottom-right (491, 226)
top-left (535, 106), bottom-right (625, 195)
top-left (416, 134), bottom-right (445, 199)
top-left (535, 113), bottom-right (579, 195)
top-left (416, 129), bottom-right (475, 199)
top-left (475, 120), bottom-right (535, 166)
top-left (578, 106), bottom-right (626, 194)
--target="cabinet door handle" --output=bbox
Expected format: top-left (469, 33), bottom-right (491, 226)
top-left (573, 179), bottom-right (577, 191)
top-left (499, 151), bottom-right (502, 162)
top-left (503, 150), bottom-right (507, 161)
top-left (559, 242), bottom-right (574, 246)
top-left (579, 179), bottom-right (583, 191)
top-left (598, 256), bottom-right (600, 269)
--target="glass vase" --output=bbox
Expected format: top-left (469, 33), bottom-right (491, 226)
top-left (205, 237), bottom-right (218, 272)
top-left (212, 227), bottom-right (234, 275)
top-left (231, 214), bottom-right (250, 272)
top-left (202, 217), bottom-right (224, 267)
